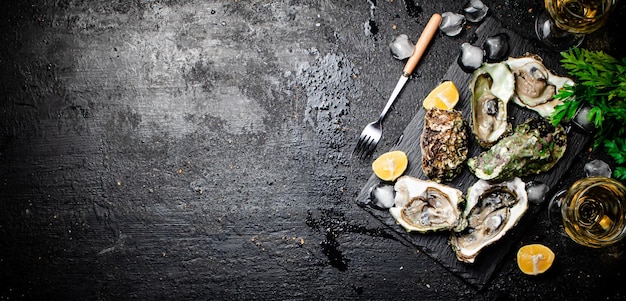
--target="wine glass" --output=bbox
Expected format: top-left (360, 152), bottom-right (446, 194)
top-left (535, 0), bottom-right (616, 51)
top-left (548, 176), bottom-right (626, 248)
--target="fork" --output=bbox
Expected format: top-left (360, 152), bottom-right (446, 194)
top-left (353, 13), bottom-right (442, 158)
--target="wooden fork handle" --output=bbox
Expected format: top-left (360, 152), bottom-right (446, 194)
top-left (403, 13), bottom-right (442, 76)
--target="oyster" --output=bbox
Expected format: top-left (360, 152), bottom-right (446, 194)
top-left (421, 108), bottom-right (469, 182)
top-left (390, 176), bottom-right (464, 233)
top-left (450, 177), bottom-right (528, 263)
top-left (469, 63), bottom-right (515, 148)
top-left (467, 118), bottom-right (567, 181)
top-left (506, 55), bottom-right (574, 117)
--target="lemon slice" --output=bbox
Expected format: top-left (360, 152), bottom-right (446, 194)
top-left (517, 244), bottom-right (555, 275)
top-left (423, 80), bottom-right (460, 110)
top-left (372, 151), bottom-right (408, 182)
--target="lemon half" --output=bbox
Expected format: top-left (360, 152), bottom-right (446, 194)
top-left (517, 244), bottom-right (555, 276)
top-left (423, 80), bottom-right (460, 110)
top-left (372, 151), bottom-right (408, 182)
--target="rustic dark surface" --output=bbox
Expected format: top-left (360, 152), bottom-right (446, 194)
top-left (1, 0), bottom-right (625, 300)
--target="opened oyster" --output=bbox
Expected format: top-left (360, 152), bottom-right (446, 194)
top-left (421, 108), bottom-right (469, 182)
top-left (467, 118), bottom-right (567, 181)
top-left (450, 177), bottom-right (528, 263)
top-left (390, 176), bottom-right (464, 233)
top-left (469, 63), bottom-right (515, 148)
top-left (507, 55), bottom-right (574, 117)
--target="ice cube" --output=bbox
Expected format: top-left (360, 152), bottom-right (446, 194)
top-left (483, 33), bottom-right (510, 62)
top-left (458, 42), bottom-right (484, 72)
top-left (526, 181), bottom-right (550, 205)
top-left (368, 183), bottom-right (395, 209)
top-left (573, 105), bottom-right (596, 133)
top-left (440, 12), bottom-right (466, 37)
top-left (584, 159), bottom-right (612, 178)
top-left (464, 0), bottom-right (489, 23)
top-left (389, 34), bottom-right (415, 60)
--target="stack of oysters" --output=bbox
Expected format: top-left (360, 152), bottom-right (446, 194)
top-left (377, 54), bottom-right (572, 263)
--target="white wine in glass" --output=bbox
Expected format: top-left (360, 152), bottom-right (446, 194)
top-left (548, 177), bottom-right (626, 248)
top-left (536, 0), bottom-right (616, 50)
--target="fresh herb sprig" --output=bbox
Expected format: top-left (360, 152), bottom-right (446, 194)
top-left (550, 48), bottom-right (626, 180)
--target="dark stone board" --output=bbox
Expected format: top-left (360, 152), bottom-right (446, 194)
top-left (356, 17), bottom-right (591, 289)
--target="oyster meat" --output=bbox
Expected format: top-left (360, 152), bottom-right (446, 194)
top-left (469, 62), bottom-right (515, 148)
top-left (507, 55), bottom-right (574, 117)
top-left (421, 108), bottom-right (469, 182)
top-left (450, 177), bottom-right (528, 263)
top-left (390, 176), bottom-right (464, 233)
top-left (467, 118), bottom-right (567, 181)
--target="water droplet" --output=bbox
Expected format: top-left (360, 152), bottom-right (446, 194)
top-left (364, 19), bottom-right (379, 36)
top-left (405, 1), bottom-right (422, 18)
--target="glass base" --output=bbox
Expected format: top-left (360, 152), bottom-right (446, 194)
top-left (547, 189), bottom-right (568, 237)
top-left (535, 11), bottom-right (584, 51)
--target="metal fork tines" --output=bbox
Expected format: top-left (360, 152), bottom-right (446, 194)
top-left (352, 119), bottom-right (382, 158)
top-left (352, 73), bottom-right (408, 159)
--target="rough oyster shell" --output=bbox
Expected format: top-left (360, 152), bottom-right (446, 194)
top-left (467, 118), bottom-right (567, 181)
top-left (390, 176), bottom-right (464, 233)
top-left (506, 55), bottom-right (574, 118)
top-left (469, 63), bottom-right (515, 148)
top-left (450, 177), bottom-right (528, 263)
top-left (421, 108), bottom-right (469, 182)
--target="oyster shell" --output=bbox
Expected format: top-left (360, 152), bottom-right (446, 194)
top-left (450, 177), bottom-right (528, 263)
top-left (390, 176), bottom-right (464, 233)
top-left (421, 108), bottom-right (469, 182)
top-left (506, 55), bottom-right (574, 117)
top-left (469, 63), bottom-right (515, 148)
top-left (467, 118), bottom-right (567, 181)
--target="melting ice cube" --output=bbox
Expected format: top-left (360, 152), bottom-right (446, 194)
top-left (464, 0), bottom-right (489, 23)
top-left (389, 34), bottom-right (415, 60)
top-left (526, 181), bottom-right (550, 205)
top-left (458, 42), bottom-right (484, 72)
top-left (440, 12), bottom-right (466, 37)
top-left (584, 159), bottom-right (612, 178)
top-left (483, 33), bottom-right (510, 62)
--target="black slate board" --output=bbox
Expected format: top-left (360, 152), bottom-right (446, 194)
top-left (356, 17), bottom-right (590, 289)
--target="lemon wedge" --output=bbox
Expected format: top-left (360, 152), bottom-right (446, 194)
top-left (423, 80), bottom-right (460, 110)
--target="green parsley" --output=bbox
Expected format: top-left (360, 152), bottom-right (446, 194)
top-left (550, 48), bottom-right (626, 180)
